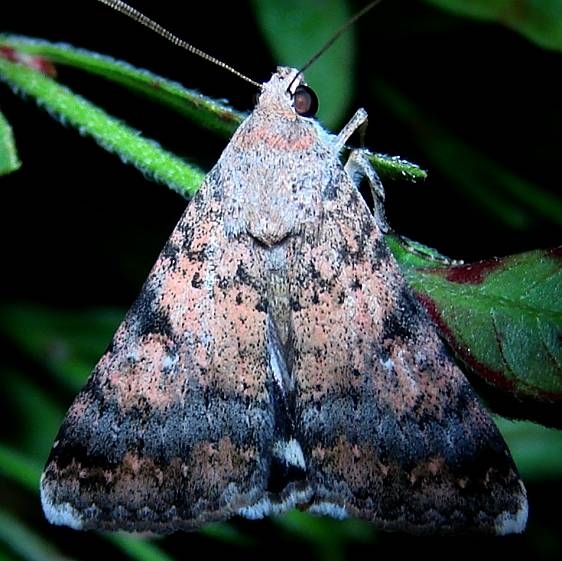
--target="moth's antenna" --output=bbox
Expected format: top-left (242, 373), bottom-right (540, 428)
top-left (96, 0), bottom-right (261, 89)
top-left (290, 0), bottom-right (383, 90)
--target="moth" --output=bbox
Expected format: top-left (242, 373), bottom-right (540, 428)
top-left (40, 0), bottom-right (528, 536)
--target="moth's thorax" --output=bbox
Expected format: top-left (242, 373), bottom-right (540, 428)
top-left (219, 67), bottom-right (341, 247)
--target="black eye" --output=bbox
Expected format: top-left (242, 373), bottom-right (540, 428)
top-left (292, 85), bottom-right (318, 117)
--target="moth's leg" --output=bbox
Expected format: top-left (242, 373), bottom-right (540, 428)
top-left (336, 108), bottom-right (388, 233)
top-left (334, 108), bottom-right (368, 151)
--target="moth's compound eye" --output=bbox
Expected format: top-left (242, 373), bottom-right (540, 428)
top-left (293, 85), bottom-right (318, 117)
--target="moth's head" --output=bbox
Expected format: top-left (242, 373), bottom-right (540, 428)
top-left (254, 66), bottom-right (319, 120)
top-left (96, 0), bottom-right (380, 126)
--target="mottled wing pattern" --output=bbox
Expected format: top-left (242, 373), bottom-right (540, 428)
top-left (289, 167), bottom-right (527, 534)
top-left (40, 175), bottom-right (277, 532)
top-left (40, 65), bottom-right (527, 536)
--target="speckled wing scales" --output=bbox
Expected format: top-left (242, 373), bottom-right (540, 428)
top-left (40, 66), bottom-right (528, 536)
top-left (289, 172), bottom-right (528, 535)
top-left (40, 176), bottom-right (278, 532)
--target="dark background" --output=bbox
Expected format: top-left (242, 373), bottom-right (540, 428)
top-left (1, 1), bottom-right (560, 560)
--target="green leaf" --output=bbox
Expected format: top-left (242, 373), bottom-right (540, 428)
top-left (0, 303), bottom-right (123, 392)
top-left (0, 109), bottom-right (20, 175)
top-left (0, 443), bottom-right (42, 493)
top-left (399, 246), bottom-right (562, 425)
top-left (200, 521), bottom-right (256, 546)
top-left (274, 510), bottom-right (374, 561)
top-left (0, 35), bottom-right (420, 200)
top-left (496, 418), bottom-right (562, 480)
top-left (104, 534), bottom-right (176, 561)
top-left (3, 372), bottom-right (64, 461)
top-left (424, 0), bottom-right (562, 52)
top-left (250, 0), bottom-right (354, 128)
top-left (0, 55), bottom-right (205, 199)
top-left (387, 234), bottom-right (462, 270)
top-left (0, 509), bottom-right (66, 561)
top-left (368, 152), bottom-right (427, 183)
top-left (0, 35), bottom-right (245, 139)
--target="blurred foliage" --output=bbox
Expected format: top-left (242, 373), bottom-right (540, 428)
top-left (424, 0), bottom-right (562, 51)
top-left (248, 0), bottom-right (354, 127)
top-left (0, 0), bottom-right (561, 560)
top-left (397, 245), bottom-right (562, 425)
top-left (0, 109), bottom-right (20, 175)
